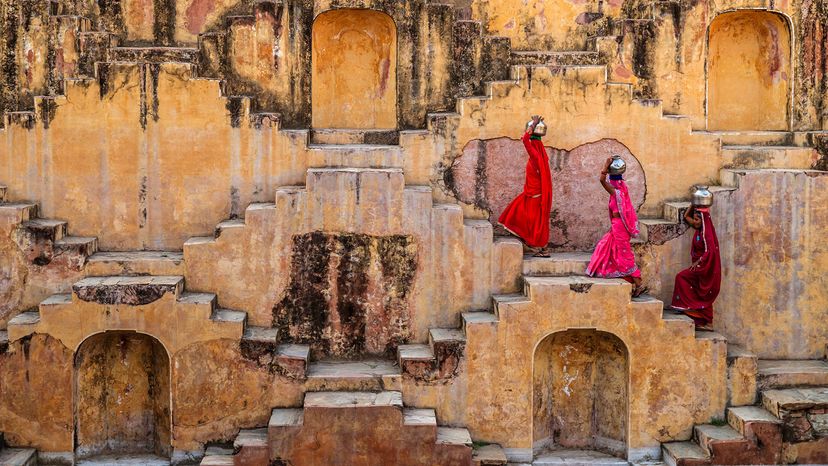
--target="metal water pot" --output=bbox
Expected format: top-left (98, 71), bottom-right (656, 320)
top-left (692, 186), bottom-right (714, 207)
top-left (525, 118), bottom-right (547, 137)
top-left (608, 155), bottom-right (626, 175)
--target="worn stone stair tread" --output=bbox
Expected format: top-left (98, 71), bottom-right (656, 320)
top-left (74, 275), bottom-right (183, 287)
top-left (462, 311), bottom-right (498, 325)
top-left (277, 344), bottom-right (310, 360)
top-left (403, 408), bottom-right (436, 426)
top-left (307, 144), bottom-right (400, 150)
top-left (726, 344), bottom-right (755, 359)
top-left (662, 441), bottom-right (709, 461)
top-left (212, 308), bottom-right (245, 323)
top-left (75, 454), bottom-right (169, 465)
top-left (200, 455), bottom-right (234, 466)
top-left (55, 236), bottom-right (96, 245)
top-left (695, 424), bottom-right (743, 448)
top-left (522, 252), bottom-right (592, 276)
top-left (722, 145), bottom-right (805, 150)
top-left (0, 448), bottom-right (36, 465)
top-left (762, 387), bottom-right (828, 416)
top-left (22, 218), bottom-right (66, 228)
top-left (203, 443), bottom-right (234, 456)
top-left (757, 359), bottom-right (828, 389)
top-left (269, 408), bottom-right (304, 427)
top-left (472, 443), bottom-right (507, 464)
top-left (306, 358), bottom-right (401, 379)
top-left (233, 428), bottom-right (268, 448)
top-left (398, 344), bottom-right (434, 360)
top-left (88, 251), bottom-right (183, 263)
top-left (727, 405), bottom-right (780, 435)
top-left (430, 328), bottom-right (465, 343)
top-left (9, 311), bottom-right (40, 325)
top-left (177, 292), bottom-right (216, 305)
top-left (216, 219), bottom-right (245, 231)
top-left (631, 294), bottom-right (660, 304)
top-left (661, 309), bottom-right (693, 321)
top-left (243, 326), bottom-right (278, 342)
top-left (435, 426), bottom-right (472, 446)
top-left (533, 449), bottom-right (628, 465)
top-left (42, 293), bottom-right (72, 305)
top-left (304, 390), bottom-right (403, 408)
top-left (694, 330), bottom-right (726, 341)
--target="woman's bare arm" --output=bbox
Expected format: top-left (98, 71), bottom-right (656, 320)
top-left (599, 157), bottom-right (614, 195)
top-left (684, 206), bottom-right (702, 229)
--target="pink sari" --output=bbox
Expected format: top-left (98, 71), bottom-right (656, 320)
top-left (586, 179), bottom-right (641, 279)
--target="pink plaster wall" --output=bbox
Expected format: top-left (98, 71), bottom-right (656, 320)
top-left (450, 137), bottom-right (646, 251)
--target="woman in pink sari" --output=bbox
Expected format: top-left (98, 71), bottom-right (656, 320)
top-left (586, 156), bottom-right (645, 296)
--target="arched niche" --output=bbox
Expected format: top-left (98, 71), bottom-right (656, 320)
top-left (312, 9), bottom-right (397, 129)
top-left (74, 331), bottom-right (172, 461)
top-left (707, 10), bottom-right (792, 131)
top-left (533, 329), bottom-right (629, 457)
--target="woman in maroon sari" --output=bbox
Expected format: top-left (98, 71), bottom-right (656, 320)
top-left (671, 199), bottom-right (721, 330)
top-left (498, 115), bottom-right (553, 257)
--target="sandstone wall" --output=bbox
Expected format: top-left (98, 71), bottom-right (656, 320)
top-left (639, 170), bottom-right (828, 359)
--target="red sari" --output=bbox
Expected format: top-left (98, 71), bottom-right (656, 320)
top-left (498, 132), bottom-right (553, 248)
top-left (671, 208), bottom-right (721, 327)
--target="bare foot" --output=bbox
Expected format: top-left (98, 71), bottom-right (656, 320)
top-left (533, 248), bottom-right (551, 258)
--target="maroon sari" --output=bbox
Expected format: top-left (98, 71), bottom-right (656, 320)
top-left (671, 208), bottom-right (721, 327)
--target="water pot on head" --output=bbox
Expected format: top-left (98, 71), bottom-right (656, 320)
top-left (692, 185), bottom-right (713, 207)
top-left (608, 155), bottom-right (626, 175)
top-left (525, 118), bottom-right (547, 137)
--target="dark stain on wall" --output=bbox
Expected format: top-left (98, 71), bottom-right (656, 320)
top-left (272, 231), bottom-right (418, 359)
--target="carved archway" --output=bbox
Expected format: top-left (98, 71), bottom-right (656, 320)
top-left (533, 329), bottom-right (629, 457)
top-left (312, 9), bottom-right (397, 129)
top-left (707, 10), bottom-right (792, 130)
top-left (74, 331), bottom-right (172, 460)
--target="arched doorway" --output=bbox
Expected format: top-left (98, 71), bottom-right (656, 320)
top-left (707, 10), bottom-right (792, 131)
top-left (311, 9), bottom-right (397, 129)
top-left (74, 332), bottom-right (171, 461)
top-left (533, 330), bottom-right (628, 457)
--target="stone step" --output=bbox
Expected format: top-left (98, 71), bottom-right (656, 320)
top-left (199, 455), bottom-right (234, 466)
top-left (86, 251), bottom-right (184, 276)
top-left (233, 428), bottom-right (268, 465)
top-left (663, 201), bottom-right (691, 223)
top-left (761, 387), bottom-right (828, 417)
top-left (8, 311), bottom-right (42, 342)
top-left (523, 276), bottom-right (629, 302)
top-left (726, 344), bottom-right (758, 406)
top-left (510, 50), bottom-right (601, 66)
top-left (661, 441), bottom-right (709, 466)
top-left (404, 407), bottom-right (438, 443)
top-left (533, 449), bottom-right (628, 465)
top-left (304, 390), bottom-right (404, 409)
top-left (726, 406), bottom-right (781, 436)
top-left (241, 327), bottom-right (310, 380)
top-left (54, 236), bottom-right (98, 257)
top-left (693, 130), bottom-right (795, 146)
top-left (436, 426), bottom-right (472, 447)
top-left (269, 408), bottom-right (304, 428)
top-left (108, 46), bottom-right (198, 63)
top-left (472, 443), bottom-right (507, 465)
top-left (461, 311), bottom-right (498, 334)
top-left (75, 454), bottom-right (169, 465)
top-left (757, 359), bottom-right (828, 390)
top-left (306, 144), bottom-right (404, 169)
top-left (491, 293), bottom-right (531, 318)
top-left (0, 203), bottom-right (38, 223)
top-left (522, 252), bottom-right (592, 277)
top-left (512, 64), bottom-right (608, 87)
top-left (72, 275), bottom-right (184, 305)
top-left (310, 129), bottom-right (400, 145)
top-left (0, 448), bottom-right (37, 466)
top-left (721, 145), bottom-right (818, 170)
top-left (429, 327), bottom-right (465, 347)
top-left (211, 308), bottom-right (246, 325)
top-left (305, 358), bottom-right (401, 391)
top-left (638, 217), bottom-right (682, 244)
top-left (21, 218), bottom-right (67, 241)
top-left (398, 343), bottom-right (434, 366)
top-left (693, 424), bottom-right (744, 455)
top-left (694, 330), bottom-right (727, 343)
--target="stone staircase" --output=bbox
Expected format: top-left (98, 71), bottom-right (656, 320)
top-left (0, 190), bottom-right (98, 271)
top-left (199, 390), bottom-right (506, 466)
top-left (662, 359), bottom-right (828, 465)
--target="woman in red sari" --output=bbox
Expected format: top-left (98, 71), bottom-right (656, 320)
top-left (498, 115), bottom-right (553, 257)
top-left (671, 204), bottom-right (721, 330)
top-left (586, 156), bottom-right (645, 297)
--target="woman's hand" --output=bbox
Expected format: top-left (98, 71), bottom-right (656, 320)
top-left (602, 157), bottom-right (612, 173)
